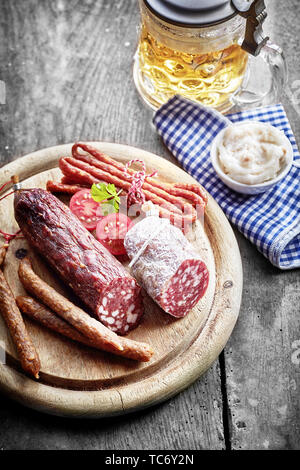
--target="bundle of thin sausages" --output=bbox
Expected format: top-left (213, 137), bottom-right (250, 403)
top-left (47, 143), bottom-right (208, 229)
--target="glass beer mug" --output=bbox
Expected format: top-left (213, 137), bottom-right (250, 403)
top-left (133, 0), bottom-right (287, 112)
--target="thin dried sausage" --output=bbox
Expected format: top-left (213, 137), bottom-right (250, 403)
top-left (0, 269), bottom-right (40, 378)
top-left (46, 181), bottom-right (87, 194)
top-left (16, 295), bottom-right (154, 362)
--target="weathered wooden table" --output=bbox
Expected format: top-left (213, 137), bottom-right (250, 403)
top-left (0, 0), bottom-right (299, 450)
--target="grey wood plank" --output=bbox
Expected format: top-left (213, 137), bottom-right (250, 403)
top-left (0, 0), bottom-right (224, 449)
top-left (0, 362), bottom-right (224, 450)
top-left (226, 231), bottom-right (300, 450)
top-left (223, 0), bottom-right (300, 450)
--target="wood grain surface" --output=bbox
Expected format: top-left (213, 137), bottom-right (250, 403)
top-left (0, 0), bottom-right (299, 450)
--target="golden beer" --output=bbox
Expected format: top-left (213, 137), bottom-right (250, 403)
top-left (137, 25), bottom-right (248, 109)
top-left (133, 1), bottom-right (287, 113)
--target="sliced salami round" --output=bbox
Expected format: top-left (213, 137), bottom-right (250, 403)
top-left (124, 215), bottom-right (209, 318)
top-left (97, 277), bottom-right (144, 334)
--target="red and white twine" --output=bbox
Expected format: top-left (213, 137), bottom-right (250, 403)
top-left (0, 180), bottom-right (22, 243)
top-left (124, 159), bottom-right (158, 205)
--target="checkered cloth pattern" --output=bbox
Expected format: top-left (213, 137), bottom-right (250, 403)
top-left (153, 96), bottom-right (300, 270)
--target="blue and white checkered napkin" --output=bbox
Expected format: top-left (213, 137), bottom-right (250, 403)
top-left (153, 96), bottom-right (300, 270)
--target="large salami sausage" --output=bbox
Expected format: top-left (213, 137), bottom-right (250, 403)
top-left (124, 214), bottom-right (209, 318)
top-left (14, 188), bottom-right (143, 335)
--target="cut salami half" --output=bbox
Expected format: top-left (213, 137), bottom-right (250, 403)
top-left (14, 188), bottom-right (143, 335)
top-left (124, 215), bottom-right (209, 318)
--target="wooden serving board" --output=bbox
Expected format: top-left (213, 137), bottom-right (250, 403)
top-left (0, 142), bottom-right (242, 418)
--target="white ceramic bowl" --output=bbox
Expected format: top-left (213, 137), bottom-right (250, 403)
top-left (210, 121), bottom-right (294, 195)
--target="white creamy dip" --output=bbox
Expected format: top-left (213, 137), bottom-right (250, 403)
top-left (217, 123), bottom-right (288, 185)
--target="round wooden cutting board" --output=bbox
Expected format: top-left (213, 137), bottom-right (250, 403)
top-left (0, 142), bottom-right (242, 418)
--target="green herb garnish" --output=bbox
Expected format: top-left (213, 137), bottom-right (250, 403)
top-left (91, 183), bottom-right (121, 215)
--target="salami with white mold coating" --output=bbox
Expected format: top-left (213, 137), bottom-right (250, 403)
top-left (124, 216), bottom-right (209, 318)
top-left (14, 188), bottom-right (143, 334)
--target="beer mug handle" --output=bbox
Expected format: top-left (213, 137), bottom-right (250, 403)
top-left (232, 41), bottom-right (288, 109)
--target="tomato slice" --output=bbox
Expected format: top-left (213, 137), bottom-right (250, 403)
top-left (96, 213), bottom-right (134, 256)
top-left (69, 189), bottom-right (101, 231)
